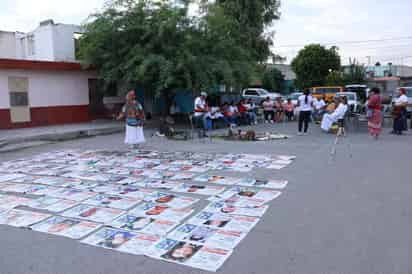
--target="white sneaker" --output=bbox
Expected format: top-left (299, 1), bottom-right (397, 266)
top-left (297, 132), bottom-right (303, 136)
top-left (155, 131), bottom-right (165, 137)
top-left (270, 120), bottom-right (274, 124)
top-left (265, 120), bottom-right (268, 124)
top-left (254, 121), bottom-right (258, 125)
top-left (303, 132), bottom-right (308, 136)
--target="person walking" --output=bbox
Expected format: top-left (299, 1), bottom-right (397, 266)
top-left (117, 90), bottom-right (145, 149)
top-left (297, 89), bottom-right (314, 135)
top-left (367, 87), bottom-right (382, 139)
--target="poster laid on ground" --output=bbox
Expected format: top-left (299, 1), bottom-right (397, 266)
top-left (209, 187), bottom-right (282, 204)
top-left (0, 209), bottom-right (50, 227)
top-left (204, 201), bottom-right (269, 217)
top-left (105, 186), bottom-right (155, 200)
top-left (81, 227), bottom-right (137, 251)
top-left (144, 193), bottom-right (199, 208)
top-left (110, 214), bottom-right (178, 236)
top-left (116, 233), bottom-right (161, 255)
top-left (193, 175), bottom-right (239, 186)
top-left (49, 188), bottom-right (97, 202)
top-left (141, 179), bottom-right (182, 190)
top-left (147, 238), bottom-right (232, 272)
top-left (168, 223), bottom-right (246, 250)
top-left (31, 216), bottom-right (101, 239)
top-left (171, 184), bottom-right (226, 196)
top-left (0, 195), bottom-right (32, 210)
top-left (0, 173), bottom-right (26, 183)
top-left (128, 202), bottom-right (194, 222)
top-left (62, 204), bottom-right (125, 223)
top-left (83, 194), bottom-right (141, 210)
top-left (187, 211), bottom-right (260, 232)
top-left (240, 179), bottom-right (289, 189)
top-left (28, 197), bottom-right (79, 212)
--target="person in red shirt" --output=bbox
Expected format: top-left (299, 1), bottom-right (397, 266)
top-left (284, 98), bottom-right (295, 121)
top-left (238, 99), bottom-right (253, 125)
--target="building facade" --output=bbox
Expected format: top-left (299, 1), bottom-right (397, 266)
top-left (0, 20), bottom-right (97, 129)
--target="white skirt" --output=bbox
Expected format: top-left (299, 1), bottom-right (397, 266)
top-left (124, 125), bottom-right (145, 145)
top-left (321, 114), bottom-right (335, 132)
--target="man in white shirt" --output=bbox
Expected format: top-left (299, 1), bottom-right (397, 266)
top-left (193, 92), bottom-right (209, 130)
top-left (321, 97), bottom-right (348, 132)
top-left (313, 97), bottom-right (326, 122)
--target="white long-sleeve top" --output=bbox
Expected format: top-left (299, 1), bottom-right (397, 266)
top-left (331, 103), bottom-right (348, 120)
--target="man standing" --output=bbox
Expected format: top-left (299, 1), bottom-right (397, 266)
top-left (194, 92), bottom-right (209, 131)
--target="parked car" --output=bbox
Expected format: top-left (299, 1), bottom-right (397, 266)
top-left (336, 92), bottom-right (361, 113)
top-left (242, 88), bottom-right (281, 104)
top-left (286, 92), bottom-right (303, 106)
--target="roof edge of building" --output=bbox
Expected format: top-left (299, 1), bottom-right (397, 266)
top-left (0, 58), bottom-right (93, 71)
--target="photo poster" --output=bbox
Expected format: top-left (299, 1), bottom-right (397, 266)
top-left (209, 187), bottom-right (281, 205)
top-left (193, 175), bottom-right (239, 186)
top-left (147, 238), bottom-right (232, 272)
top-left (0, 209), bottom-right (51, 227)
top-left (31, 216), bottom-right (101, 239)
top-left (83, 194), bottom-right (141, 210)
top-left (187, 211), bottom-right (260, 232)
top-left (0, 195), bottom-right (32, 210)
top-left (28, 197), bottom-right (79, 213)
top-left (81, 227), bottom-right (136, 251)
top-left (204, 201), bottom-right (269, 217)
top-left (49, 188), bottom-right (97, 202)
top-left (0, 173), bottom-right (26, 183)
top-left (144, 192), bottom-right (199, 209)
top-left (168, 223), bottom-right (246, 250)
top-left (110, 214), bottom-right (178, 236)
top-left (61, 204), bottom-right (125, 223)
top-left (128, 202), bottom-right (194, 223)
top-left (171, 184), bottom-right (225, 196)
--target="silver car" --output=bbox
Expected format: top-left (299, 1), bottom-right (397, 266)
top-left (242, 88), bottom-right (281, 104)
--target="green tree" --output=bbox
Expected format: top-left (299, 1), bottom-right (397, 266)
top-left (291, 44), bottom-right (341, 89)
top-left (262, 67), bottom-right (285, 92)
top-left (343, 59), bottom-right (366, 84)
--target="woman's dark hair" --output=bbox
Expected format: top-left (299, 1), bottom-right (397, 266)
top-left (303, 89), bottom-right (310, 104)
top-left (371, 87), bottom-right (380, 94)
top-left (341, 96), bottom-right (348, 105)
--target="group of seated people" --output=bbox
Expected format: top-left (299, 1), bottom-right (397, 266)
top-left (193, 92), bottom-right (259, 130)
top-left (261, 97), bottom-right (296, 123)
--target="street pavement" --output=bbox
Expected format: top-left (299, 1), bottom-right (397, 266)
top-left (0, 122), bottom-right (411, 274)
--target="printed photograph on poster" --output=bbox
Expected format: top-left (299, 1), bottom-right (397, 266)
top-left (169, 223), bottom-right (246, 250)
top-left (31, 216), bottom-right (101, 239)
top-left (81, 227), bottom-right (136, 251)
top-left (188, 211), bottom-right (260, 232)
top-left (61, 204), bottom-right (125, 223)
top-left (204, 201), bottom-right (269, 217)
top-left (170, 173), bottom-right (195, 181)
top-left (128, 202), bottom-right (194, 222)
top-left (171, 184), bottom-right (225, 196)
top-left (193, 175), bottom-right (239, 186)
top-left (0, 209), bottom-right (50, 227)
top-left (106, 186), bottom-right (155, 199)
top-left (110, 214), bottom-right (178, 236)
top-left (141, 179), bottom-right (181, 190)
top-left (83, 194), bottom-right (141, 210)
top-left (144, 192), bottom-right (199, 208)
top-left (210, 187), bottom-right (282, 204)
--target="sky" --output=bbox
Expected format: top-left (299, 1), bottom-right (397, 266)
top-left (1, 0), bottom-right (412, 66)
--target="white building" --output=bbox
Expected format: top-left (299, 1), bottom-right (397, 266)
top-left (0, 20), bottom-right (99, 129)
top-left (0, 19), bottom-right (82, 62)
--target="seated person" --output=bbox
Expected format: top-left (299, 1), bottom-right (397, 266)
top-left (221, 102), bottom-right (238, 127)
top-left (321, 97), bottom-right (348, 132)
top-left (193, 92), bottom-right (210, 130)
top-left (244, 99), bottom-right (258, 125)
top-left (313, 97), bottom-right (326, 122)
top-left (274, 97), bottom-right (284, 122)
top-left (238, 99), bottom-right (253, 125)
top-left (262, 97), bottom-right (275, 123)
top-left (206, 106), bottom-right (229, 128)
top-left (284, 98), bottom-right (295, 121)
top-left (326, 99), bottom-right (337, 113)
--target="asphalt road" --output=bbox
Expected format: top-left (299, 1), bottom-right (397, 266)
top-left (0, 123), bottom-right (411, 274)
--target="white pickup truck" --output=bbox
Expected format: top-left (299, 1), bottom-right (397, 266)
top-left (241, 88), bottom-right (281, 104)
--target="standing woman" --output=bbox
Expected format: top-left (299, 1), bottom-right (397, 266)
top-left (297, 89), bottom-right (314, 135)
top-left (367, 87), bottom-right (382, 139)
top-left (117, 90), bottom-right (145, 149)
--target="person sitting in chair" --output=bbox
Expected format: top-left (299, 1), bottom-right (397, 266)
top-left (321, 96), bottom-right (348, 133)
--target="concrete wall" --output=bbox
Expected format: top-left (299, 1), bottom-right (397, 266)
top-left (0, 31), bottom-right (17, 59)
top-left (53, 24), bottom-right (82, 62)
top-left (0, 69), bottom-right (96, 128)
top-left (29, 25), bottom-right (55, 61)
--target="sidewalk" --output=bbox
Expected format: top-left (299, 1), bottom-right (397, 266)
top-left (0, 120), bottom-right (125, 153)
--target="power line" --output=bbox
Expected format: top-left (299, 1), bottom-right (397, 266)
top-left (274, 36), bottom-right (412, 48)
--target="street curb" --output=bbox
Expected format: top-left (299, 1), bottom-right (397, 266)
top-left (0, 126), bottom-right (123, 153)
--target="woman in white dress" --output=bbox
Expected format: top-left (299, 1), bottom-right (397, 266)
top-left (117, 91), bottom-right (145, 148)
top-left (321, 97), bottom-right (348, 132)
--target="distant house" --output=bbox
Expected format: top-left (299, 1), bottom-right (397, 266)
top-left (0, 20), bottom-right (100, 129)
top-left (365, 64), bottom-right (412, 97)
